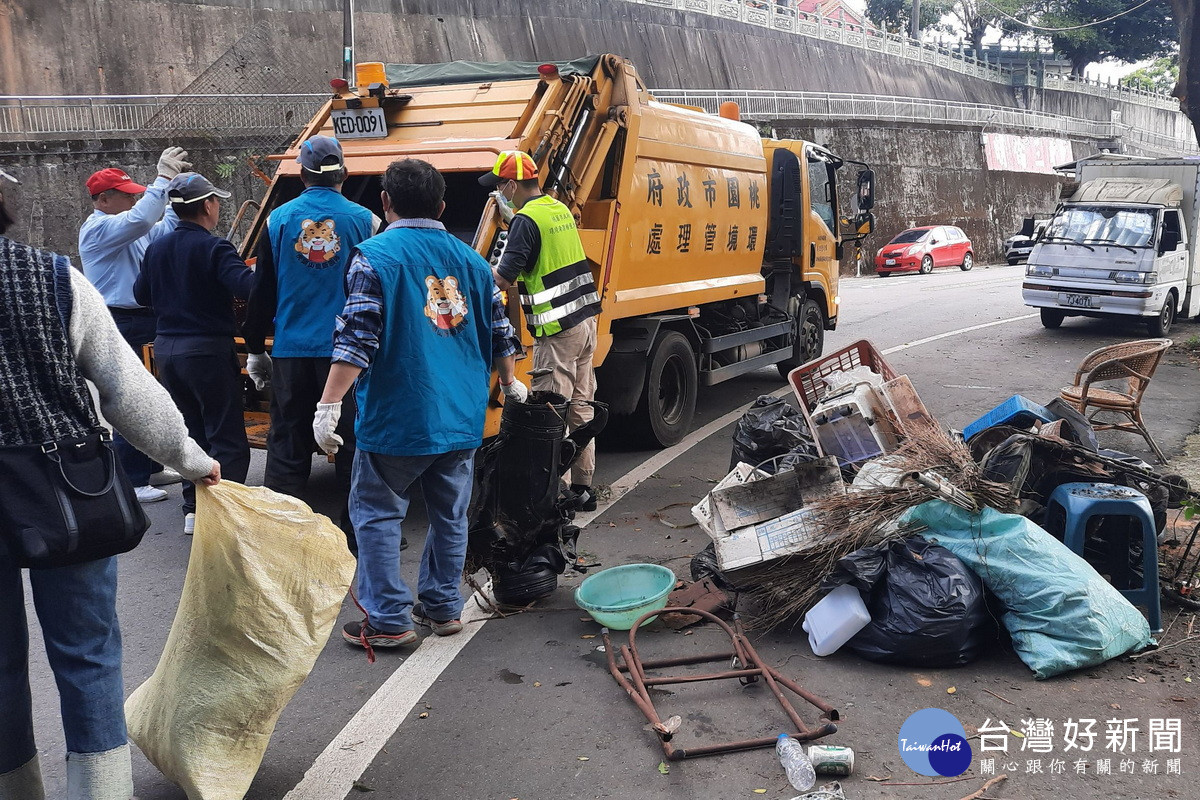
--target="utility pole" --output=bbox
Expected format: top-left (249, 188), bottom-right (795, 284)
top-left (911, 0), bottom-right (921, 40)
top-left (342, 0), bottom-right (355, 82)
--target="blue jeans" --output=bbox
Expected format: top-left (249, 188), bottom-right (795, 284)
top-left (349, 448), bottom-right (475, 631)
top-left (0, 557), bottom-right (126, 772)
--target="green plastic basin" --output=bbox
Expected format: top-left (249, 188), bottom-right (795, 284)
top-left (574, 563), bottom-right (677, 630)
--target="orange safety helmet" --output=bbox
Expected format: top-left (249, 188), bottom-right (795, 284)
top-left (478, 151), bottom-right (539, 187)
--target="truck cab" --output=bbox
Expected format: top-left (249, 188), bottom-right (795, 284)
top-left (1022, 159), bottom-right (1199, 337)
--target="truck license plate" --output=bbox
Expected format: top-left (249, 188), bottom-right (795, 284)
top-left (884, 258), bottom-right (896, 265)
top-left (1059, 292), bottom-right (1098, 309)
top-left (330, 107), bottom-right (386, 139)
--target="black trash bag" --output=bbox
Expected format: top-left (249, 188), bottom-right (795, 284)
top-left (690, 542), bottom-right (735, 592)
top-left (730, 396), bottom-right (817, 473)
top-left (820, 537), bottom-right (993, 667)
top-left (1043, 398), bottom-right (1099, 452)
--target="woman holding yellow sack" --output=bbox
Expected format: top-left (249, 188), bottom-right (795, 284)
top-left (0, 175), bottom-right (218, 800)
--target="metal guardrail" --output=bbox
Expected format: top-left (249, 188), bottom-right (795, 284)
top-left (649, 89), bottom-right (1200, 156)
top-left (0, 94), bottom-right (326, 138)
top-left (3, 91), bottom-right (1194, 156)
top-left (626, 0), bottom-right (1178, 111)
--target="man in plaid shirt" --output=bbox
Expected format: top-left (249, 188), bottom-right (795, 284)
top-left (315, 159), bottom-right (526, 649)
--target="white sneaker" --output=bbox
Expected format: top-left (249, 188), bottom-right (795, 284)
top-left (184, 513), bottom-right (196, 535)
top-left (135, 485), bottom-right (167, 503)
top-left (149, 467), bottom-right (182, 486)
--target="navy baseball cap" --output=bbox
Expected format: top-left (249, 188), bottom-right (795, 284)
top-left (167, 173), bottom-right (231, 204)
top-left (297, 135), bottom-right (345, 173)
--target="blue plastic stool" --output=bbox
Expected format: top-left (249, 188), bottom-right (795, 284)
top-left (1046, 482), bottom-right (1161, 633)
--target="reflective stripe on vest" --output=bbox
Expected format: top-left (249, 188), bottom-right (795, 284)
top-left (515, 196), bottom-right (600, 337)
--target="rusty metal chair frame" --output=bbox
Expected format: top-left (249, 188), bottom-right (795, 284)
top-left (602, 608), bottom-right (839, 760)
top-left (1059, 338), bottom-right (1172, 464)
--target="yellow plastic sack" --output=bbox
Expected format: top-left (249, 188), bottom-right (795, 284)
top-left (125, 482), bottom-right (356, 800)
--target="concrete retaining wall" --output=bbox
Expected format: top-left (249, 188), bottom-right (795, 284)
top-left (0, 120), bottom-right (1073, 268)
top-left (787, 122), bottom-right (1077, 268)
top-left (0, 137), bottom-right (266, 258)
top-left (0, 0), bottom-right (1179, 267)
top-left (1, 0), bottom-right (1186, 139)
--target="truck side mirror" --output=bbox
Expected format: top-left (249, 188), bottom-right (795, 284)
top-left (1020, 217), bottom-right (1035, 238)
top-left (1159, 229), bottom-right (1181, 254)
top-left (856, 169), bottom-right (874, 211)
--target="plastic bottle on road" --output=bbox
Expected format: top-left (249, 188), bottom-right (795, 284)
top-left (776, 733), bottom-right (816, 791)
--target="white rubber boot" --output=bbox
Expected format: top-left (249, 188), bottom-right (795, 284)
top-left (0, 754), bottom-right (46, 800)
top-left (65, 745), bottom-right (133, 800)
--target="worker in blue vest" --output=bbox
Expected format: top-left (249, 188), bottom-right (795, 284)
top-left (315, 158), bottom-right (526, 649)
top-left (243, 135), bottom-right (378, 552)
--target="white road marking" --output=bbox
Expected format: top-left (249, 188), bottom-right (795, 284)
top-left (290, 309), bottom-right (1038, 798)
top-left (879, 313), bottom-right (1037, 354)
top-left (283, 600), bottom-right (490, 800)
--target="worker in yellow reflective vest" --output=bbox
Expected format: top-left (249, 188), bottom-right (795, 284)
top-left (484, 151), bottom-right (602, 511)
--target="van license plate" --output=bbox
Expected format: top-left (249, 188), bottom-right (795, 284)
top-left (1059, 293), bottom-right (1098, 309)
top-left (330, 107), bottom-right (386, 139)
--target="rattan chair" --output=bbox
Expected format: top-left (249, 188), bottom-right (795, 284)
top-left (1058, 338), bottom-right (1173, 463)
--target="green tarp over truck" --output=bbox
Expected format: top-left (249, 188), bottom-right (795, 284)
top-left (384, 56), bottom-right (604, 87)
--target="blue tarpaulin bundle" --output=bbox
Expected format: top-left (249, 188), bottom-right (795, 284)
top-left (903, 500), bottom-right (1154, 680)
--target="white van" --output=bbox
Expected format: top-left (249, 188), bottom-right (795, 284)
top-left (1021, 157), bottom-right (1200, 337)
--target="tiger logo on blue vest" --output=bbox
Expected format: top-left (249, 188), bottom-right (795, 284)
top-left (294, 218), bottom-right (341, 267)
top-left (424, 275), bottom-right (469, 334)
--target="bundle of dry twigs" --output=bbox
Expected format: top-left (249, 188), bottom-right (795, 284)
top-left (731, 428), bottom-right (1016, 631)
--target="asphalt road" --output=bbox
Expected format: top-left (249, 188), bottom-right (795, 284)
top-left (23, 263), bottom-right (1200, 799)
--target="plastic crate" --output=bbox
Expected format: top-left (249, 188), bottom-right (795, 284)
top-left (962, 395), bottom-right (1056, 442)
top-left (787, 340), bottom-right (898, 412)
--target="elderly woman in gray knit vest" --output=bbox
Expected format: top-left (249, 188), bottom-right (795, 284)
top-left (0, 181), bottom-right (219, 799)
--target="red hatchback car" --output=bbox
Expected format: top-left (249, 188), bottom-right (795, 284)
top-left (875, 225), bottom-right (974, 276)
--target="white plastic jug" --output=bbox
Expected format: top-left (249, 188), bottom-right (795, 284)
top-left (802, 584), bottom-right (871, 657)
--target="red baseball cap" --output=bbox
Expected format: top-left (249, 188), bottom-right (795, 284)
top-left (86, 168), bottom-right (147, 196)
top-left (478, 151), bottom-right (538, 187)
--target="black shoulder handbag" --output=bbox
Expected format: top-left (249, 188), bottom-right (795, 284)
top-left (0, 430), bottom-right (150, 569)
top-left (0, 254), bottom-right (150, 569)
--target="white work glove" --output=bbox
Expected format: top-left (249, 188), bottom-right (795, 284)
top-left (246, 352), bottom-right (272, 391)
top-left (313, 401), bottom-right (344, 455)
top-left (490, 190), bottom-right (515, 223)
top-left (157, 146), bottom-right (192, 180)
top-left (500, 378), bottom-right (529, 403)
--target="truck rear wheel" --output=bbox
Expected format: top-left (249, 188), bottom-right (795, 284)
top-left (776, 297), bottom-right (824, 378)
top-left (631, 330), bottom-right (697, 448)
top-left (1040, 308), bottom-right (1065, 329)
top-left (1148, 297), bottom-right (1175, 337)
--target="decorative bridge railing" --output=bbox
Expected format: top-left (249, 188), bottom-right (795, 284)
top-left (625, 0), bottom-right (1179, 111)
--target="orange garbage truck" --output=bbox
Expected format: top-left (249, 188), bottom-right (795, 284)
top-left (242, 54), bottom-right (875, 446)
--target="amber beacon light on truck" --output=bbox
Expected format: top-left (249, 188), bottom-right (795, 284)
top-left (242, 55), bottom-right (877, 447)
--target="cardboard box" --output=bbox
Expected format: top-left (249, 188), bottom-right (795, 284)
top-left (713, 507), bottom-right (841, 571)
top-left (690, 462), bottom-right (766, 537)
top-left (701, 456), bottom-right (845, 571)
top-left (710, 457), bottom-right (843, 530)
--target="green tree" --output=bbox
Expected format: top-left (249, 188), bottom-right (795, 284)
top-left (1170, 0), bottom-right (1198, 143)
top-left (949, 0), bottom-right (1031, 53)
top-left (865, 0), bottom-right (953, 36)
top-left (1123, 55), bottom-right (1179, 94)
top-left (1036, 0), bottom-right (1176, 76)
